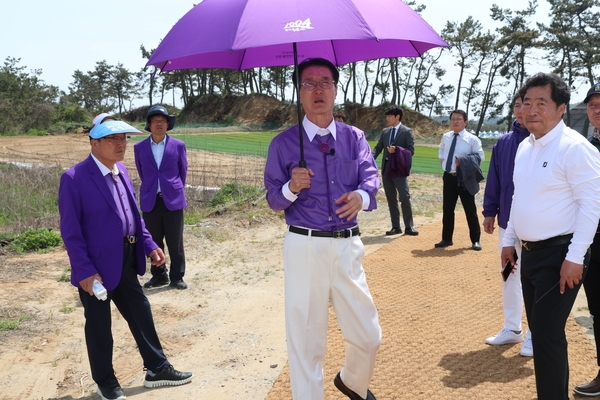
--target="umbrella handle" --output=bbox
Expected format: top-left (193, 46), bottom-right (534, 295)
top-left (294, 42), bottom-right (306, 168)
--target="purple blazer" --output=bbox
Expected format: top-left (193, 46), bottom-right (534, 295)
top-left (58, 156), bottom-right (158, 290)
top-left (134, 135), bottom-right (188, 212)
top-left (386, 146), bottom-right (412, 179)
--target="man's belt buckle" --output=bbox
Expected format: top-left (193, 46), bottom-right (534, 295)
top-left (522, 241), bottom-right (530, 251)
top-left (333, 230), bottom-right (345, 239)
top-left (126, 236), bottom-right (136, 244)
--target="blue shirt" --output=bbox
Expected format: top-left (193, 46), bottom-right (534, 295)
top-left (151, 136), bottom-right (166, 193)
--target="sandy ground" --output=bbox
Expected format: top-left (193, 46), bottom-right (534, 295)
top-left (0, 135), bottom-right (594, 400)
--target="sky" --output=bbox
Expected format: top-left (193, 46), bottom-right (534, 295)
top-left (3, 0), bottom-right (571, 109)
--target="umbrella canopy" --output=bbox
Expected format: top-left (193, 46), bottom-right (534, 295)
top-left (146, 0), bottom-right (447, 166)
top-left (147, 0), bottom-right (447, 71)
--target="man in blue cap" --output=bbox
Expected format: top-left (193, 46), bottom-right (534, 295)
top-left (134, 106), bottom-right (189, 289)
top-left (59, 120), bottom-right (193, 400)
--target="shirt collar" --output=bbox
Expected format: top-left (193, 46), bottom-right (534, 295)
top-left (393, 122), bottom-right (402, 130)
top-left (528, 120), bottom-right (564, 146)
top-left (303, 116), bottom-right (337, 142)
top-left (91, 153), bottom-right (119, 177)
top-left (151, 134), bottom-right (167, 145)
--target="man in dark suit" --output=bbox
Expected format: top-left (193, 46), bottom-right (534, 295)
top-left (59, 120), bottom-right (193, 400)
top-left (373, 105), bottom-right (418, 236)
top-left (134, 106), bottom-right (189, 290)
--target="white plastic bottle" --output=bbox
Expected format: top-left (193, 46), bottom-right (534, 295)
top-left (92, 279), bottom-right (108, 301)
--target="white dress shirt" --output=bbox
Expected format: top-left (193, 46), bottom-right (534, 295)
top-left (503, 120), bottom-right (600, 263)
top-left (438, 129), bottom-right (484, 173)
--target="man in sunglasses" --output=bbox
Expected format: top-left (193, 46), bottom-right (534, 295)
top-left (264, 58), bottom-right (381, 400)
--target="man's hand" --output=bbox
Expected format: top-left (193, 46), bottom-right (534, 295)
top-left (387, 145), bottom-right (396, 154)
top-left (483, 216), bottom-right (496, 234)
top-left (559, 260), bottom-right (583, 294)
top-left (501, 246), bottom-right (516, 270)
top-left (79, 273), bottom-right (102, 296)
top-left (149, 248), bottom-right (166, 266)
top-left (335, 191), bottom-right (362, 221)
top-left (290, 167), bottom-right (315, 193)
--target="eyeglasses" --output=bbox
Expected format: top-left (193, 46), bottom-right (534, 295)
top-left (301, 79), bottom-right (336, 91)
top-left (450, 118), bottom-right (465, 122)
top-left (100, 135), bottom-right (130, 145)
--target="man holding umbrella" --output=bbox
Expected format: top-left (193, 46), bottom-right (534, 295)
top-left (264, 58), bottom-right (381, 400)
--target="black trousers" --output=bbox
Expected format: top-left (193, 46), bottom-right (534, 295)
top-left (583, 232), bottom-right (600, 367)
top-left (521, 242), bottom-right (589, 400)
top-left (78, 243), bottom-right (168, 387)
top-left (441, 172), bottom-right (480, 243)
top-left (142, 196), bottom-right (186, 280)
top-left (382, 173), bottom-right (414, 230)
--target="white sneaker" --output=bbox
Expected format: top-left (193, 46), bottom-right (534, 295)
top-left (485, 328), bottom-right (524, 345)
top-left (520, 330), bottom-right (533, 357)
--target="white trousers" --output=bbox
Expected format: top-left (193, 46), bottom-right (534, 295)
top-left (283, 231), bottom-right (381, 400)
top-left (498, 228), bottom-right (524, 331)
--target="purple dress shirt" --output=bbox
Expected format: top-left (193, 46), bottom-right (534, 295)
top-left (482, 120), bottom-right (530, 229)
top-left (264, 122), bottom-right (379, 231)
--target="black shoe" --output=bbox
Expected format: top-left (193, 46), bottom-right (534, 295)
top-left (385, 227), bottom-right (402, 236)
top-left (405, 228), bottom-right (419, 236)
top-left (143, 365), bottom-right (194, 388)
top-left (334, 372), bottom-right (376, 400)
top-left (97, 385), bottom-right (126, 400)
top-left (574, 371), bottom-right (600, 396)
top-left (472, 242), bottom-right (482, 251)
top-left (435, 240), bottom-right (453, 248)
top-left (169, 279), bottom-right (188, 290)
top-left (144, 275), bottom-right (169, 288)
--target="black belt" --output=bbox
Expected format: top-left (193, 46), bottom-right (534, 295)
top-left (124, 236), bottom-right (137, 244)
top-left (289, 225), bottom-right (360, 239)
top-left (522, 234), bottom-right (572, 251)
top-left (445, 171), bottom-right (457, 176)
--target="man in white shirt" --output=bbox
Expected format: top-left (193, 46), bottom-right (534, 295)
top-left (501, 73), bottom-right (600, 400)
top-left (574, 83), bottom-right (600, 397)
top-left (436, 110), bottom-right (485, 250)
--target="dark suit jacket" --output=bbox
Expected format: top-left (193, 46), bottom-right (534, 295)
top-left (134, 135), bottom-right (188, 212)
top-left (456, 153), bottom-right (484, 195)
top-left (373, 124), bottom-right (415, 178)
top-left (58, 156), bottom-right (158, 290)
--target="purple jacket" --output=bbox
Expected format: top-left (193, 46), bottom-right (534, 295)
top-left (58, 156), bottom-right (158, 290)
top-left (134, 135), bottom-right (188, 212)
top-left (264, 122), bottom-right (379, 230)
top-left (482, 120), bottom-right (530, 229)
top-left (386, 146), bottom-right (412, 179)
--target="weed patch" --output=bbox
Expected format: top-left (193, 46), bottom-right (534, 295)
top-left (12, 228), bottom-right (62, 252)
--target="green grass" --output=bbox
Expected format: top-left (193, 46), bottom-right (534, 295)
top-left (131, 132), bottom-right (491, 176)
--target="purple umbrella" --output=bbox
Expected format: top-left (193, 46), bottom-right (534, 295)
top-left (147, 0), bottom-right (447, 166)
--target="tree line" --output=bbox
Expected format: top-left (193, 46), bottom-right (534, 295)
top-left (1, 0), bottom-right (598, 135)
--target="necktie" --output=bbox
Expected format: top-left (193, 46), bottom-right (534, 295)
top-left (445, 133), bottom-right (459, 173)
top-left (389, 128), bottom-right (396, 146)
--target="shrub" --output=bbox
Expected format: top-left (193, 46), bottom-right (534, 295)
top-left (11, 228), bottom-right (62, 252)
top-left (26, 128), bottom-right (47, 136)
top-left (210, 182), bottom-right (260, 207)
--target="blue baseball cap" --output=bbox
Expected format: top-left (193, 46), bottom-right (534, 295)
top-left (89, 121), bottom-right (142, 139)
